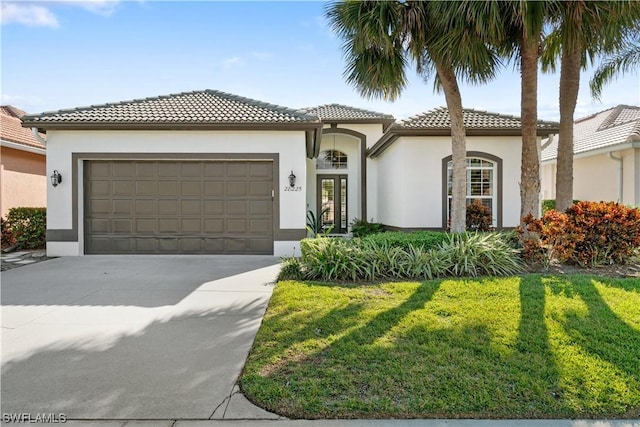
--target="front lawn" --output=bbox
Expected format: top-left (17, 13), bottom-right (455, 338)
top-left (241, 275), bottom-right (640, 419)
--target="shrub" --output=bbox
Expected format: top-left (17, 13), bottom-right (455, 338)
top-left (1, 217), bottom-right (16, 248)
top-left (466, 200), bottom-right (493, 232)
top-left (438, 233), bottom-right (523, 277)
top-left (519, 202), bottom-right (640, 267)
top-left (4, 207), bottom-right (46, 249)
top-left (277, 257), bottom-right (305, 281)
top-left (568, 201), bottom-right (640, 266)
top-left (350, 218), bottom-right (385, 237)
top-left (361, 231), bottom-right (449, 251)
top-left (294, 232), bottom-right (522, 282)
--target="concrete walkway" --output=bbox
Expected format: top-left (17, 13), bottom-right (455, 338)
top-left (1, 255), bottom-right (282, 420)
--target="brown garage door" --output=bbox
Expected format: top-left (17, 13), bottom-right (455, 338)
top-left (84, 160), bottom-right (274, 254)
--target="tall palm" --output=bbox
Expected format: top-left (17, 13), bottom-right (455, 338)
top-left (495, 1), bottom-right (550, 221)
top-left (326, 0), bottom-right (500, 232)
top-left (590, 34), bottom-right (640, 100)
top-left (542, 1), bottom-right (640, 212)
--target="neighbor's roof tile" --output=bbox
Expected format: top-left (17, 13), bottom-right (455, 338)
top-left (541, 105), bottom-right (640, 161)
top-left (22, 90), bottom-right (320, 126)
top-left (302, 104), bottom-right (394, 122)
top-left (1, 105), bottom-right (46, 150)
top-left (399, 107), bottom-right (559, 130)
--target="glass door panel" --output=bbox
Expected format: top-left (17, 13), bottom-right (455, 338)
top-left (317, 175), bottom-right (347, 234)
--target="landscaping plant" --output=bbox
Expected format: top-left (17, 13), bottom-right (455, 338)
top-left (349, 218), bottom-right (385, 237)
top-left (465, 199), bottom-right (493, 232)
top-left (4, 207), bottom-right (47, 249)
top-left (520, 201), bottom-right (640, 267)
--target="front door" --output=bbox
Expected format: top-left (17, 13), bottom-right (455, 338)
top-left (317, 175), bottom-right (348, 234)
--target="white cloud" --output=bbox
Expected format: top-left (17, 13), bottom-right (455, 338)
top-left (1, 1), bottom-right (121, 28)
top-left (251, 52), bottom-right (272, 60)
top-left (222, 57), bottom-right (243, 70)
top-left (0, 3), bottom-right (59, 28)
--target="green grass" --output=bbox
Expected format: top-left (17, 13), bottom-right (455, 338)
top-left (240, 275), bottom-right (640, 419)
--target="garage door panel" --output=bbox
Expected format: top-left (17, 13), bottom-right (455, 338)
top-left (113, 181), bottom-right (135, 196)
top-left (90, 181), bottom-right (110, 197)
top-left (181, 200), bottom-right (201, 215)
top-left (113, 200), bottom-right (133, 215)
top-left (136, 163), bottom-right (156, 177)
top-left (204, 200), bottom-right (224, 215)
top-left (136, 218), bottom-right (157, 233)
top-left (158, 200), bottom-right (179, 215)
top-left (250, 181), bottom-right (272, 196)
top-left (204, 163), bottom-right (225, 177)
top-left (158, 163), bottom-right (180, 177)
top-left (135, 200), bottom-right (157, 215)
top-left (113, 162), bottom-right (135, 177)
top-left (227, 182), bottom-right (247, 196)
top-left (159, 181), bottom-right (179, 196)
top-left (158, 218), bottom-right (179, 233)
top-left (90, 199), bottom-right (110, 215)
top-left (204, 182), bottom-right (224, 196)
top-left (113, 219), bottom-right (132, 233)
top-left (136, 181), bottom-right (157, 196)
top-left (85, 160), bottom-right (274, 254)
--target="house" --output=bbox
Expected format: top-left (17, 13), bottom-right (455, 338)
top-left (21, 90), bottom-right (558, 257)
top-left (0, 105), bottom-right (47, 218)
top-left (541, 105), bottom-right (640, 206)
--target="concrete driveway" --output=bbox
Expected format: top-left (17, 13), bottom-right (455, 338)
top-left (1, 255), bottom-right (281, 420)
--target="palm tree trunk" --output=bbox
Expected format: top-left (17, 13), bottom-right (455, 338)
top-left (436, 63), bottom-right (466, 233)
top-left (555, 43), bottom-right (581, 212)
top-left (520, 31), bottom-right (541, 222)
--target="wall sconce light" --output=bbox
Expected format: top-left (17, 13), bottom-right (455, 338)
top-left (288, 170), bottom-right (296, 187)
top-left (51, 170), bottom-right (62, 187)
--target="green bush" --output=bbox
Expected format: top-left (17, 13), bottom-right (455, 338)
top-left (294, 232), bottom-right (523, 282)
top-left (4, 207), bottom-right (46, 249)
top-left (438, 233), bottom-right (523, 277)
top-left (277, 257), bottom-right (305, 281)
top-left (349, 218), bottom-right (385, 237)
top-left (360, 231), bottom-right (449, 251)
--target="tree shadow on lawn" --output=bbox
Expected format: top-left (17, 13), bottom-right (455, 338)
top-left (555, 277), bottom-right (640, 378)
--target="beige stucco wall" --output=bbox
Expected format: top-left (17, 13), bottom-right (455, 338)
top-left (0, 146), bottom-right (46, 218)
top-left (375, 135), bottom-right (523, 229)
top-left (45, 129), bottom-right (308, 256)
top-left (541, 147), bottom-right (639, 206)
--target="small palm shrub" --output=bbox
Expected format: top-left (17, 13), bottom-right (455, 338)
top-left (293, 232), bottom-right (523, 282)
top-left (438, 233), bottom-right (523, 277)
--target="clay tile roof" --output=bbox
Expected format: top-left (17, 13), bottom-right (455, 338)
top-left (399, 107), bottom-right (559, 131)
top-left (541, 105), bottom-right (640, 161)
top-left (1, 105), bottom-right (46, 150)
top-left (21, 90), bottom-right (320, 127)
top-left (302, 104), bottom-right (394, 122)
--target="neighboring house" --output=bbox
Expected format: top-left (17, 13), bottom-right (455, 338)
top-left (21, 90), bottom-right (558, 257)
top-left (0, 105), bottom-right (47, 218)
top-left (541, 105), bottom-right (640, 206)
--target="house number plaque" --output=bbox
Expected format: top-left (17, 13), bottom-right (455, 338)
top-left (284, 186), bottom-right (302, 192)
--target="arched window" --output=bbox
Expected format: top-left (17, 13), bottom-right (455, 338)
top-left (445, 156), bottom-right (499, 227)
top-left (316, 150), bottom-right (348, 169)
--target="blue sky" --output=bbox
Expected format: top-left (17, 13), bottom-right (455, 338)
top-left (2, 1), bottom-right (639, 121)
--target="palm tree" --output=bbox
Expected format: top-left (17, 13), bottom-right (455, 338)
top-left (590, 33), bottom-right (640, 100)
top-left (326, 1), bottom-right (500, 232)
top-left (542, 1), bottom-right (640, 212)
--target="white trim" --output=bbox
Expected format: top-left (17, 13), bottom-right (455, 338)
top-left (0, 139), bottom-right (46, 155)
